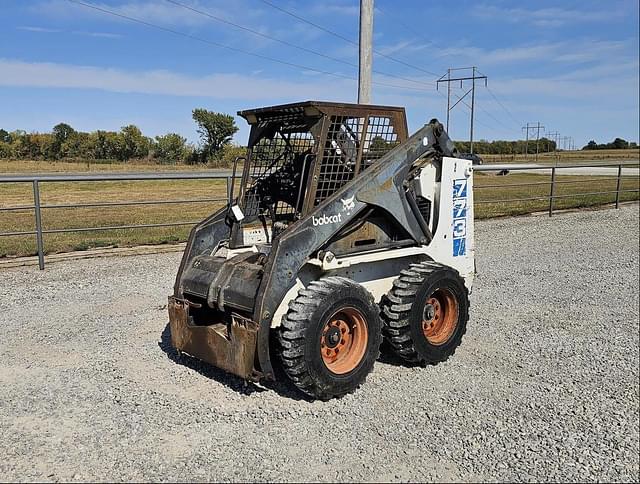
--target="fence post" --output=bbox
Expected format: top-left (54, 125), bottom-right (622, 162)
top-left (615, 164), bottom-right (622, 209)
top-left (548, 166), bottom-right (556, 217)
top-left (32, 180), bottom-right (45, 270)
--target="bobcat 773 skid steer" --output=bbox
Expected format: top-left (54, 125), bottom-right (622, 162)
top-left (168, 101), bottom-right (474, 399)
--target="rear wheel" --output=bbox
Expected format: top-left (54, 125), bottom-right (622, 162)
top-left (381, 261), bottom-right (469, 365)
top-left (277, 276), bottom-right (382, 400)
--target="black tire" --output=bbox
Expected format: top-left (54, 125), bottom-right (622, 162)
top-left (381, 261), bottom-right (469, 365)
top-left (277, 276), bottom-right (382, 400)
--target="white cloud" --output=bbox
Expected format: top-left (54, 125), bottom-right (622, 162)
top-left (311, 2), bottom-right (359, 17)
top-left (72, 30), bottom-right (123, 39)
top-left (17, 26), bottom-right (62, 33)
top-left (18, 25), bottom-right (123, 39)
top-left (472, 3), bottom-right (627, 27)
top-left (35, 0), bottom-right (208, 26)
top-left (0, 58), bottom-right (357, 101)
top-left (35, 0), bottom-right (266, 27)
top-left (488, 60), bottom-right (639, 101)
top-left (425, 38), bottom-right (634, 67)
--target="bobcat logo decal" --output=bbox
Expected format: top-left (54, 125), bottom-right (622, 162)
top-left (341, 196), bottom-right (355, 213)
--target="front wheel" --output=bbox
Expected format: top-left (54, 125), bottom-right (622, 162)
top-left (277, 277), bottom-right (382, 400)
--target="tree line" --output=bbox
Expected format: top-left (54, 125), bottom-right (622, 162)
top-left (0, 109), bottom-right (242, 165)
top-left (454, 138), bottom-right (558, 155)
top-left (454, 137), bottom-right (637, 154)
top-left (582, 138), bottom-right (637, 150)
top-left (3, 110), bottom-right (636, 164)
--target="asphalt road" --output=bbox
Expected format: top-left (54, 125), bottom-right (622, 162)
top-left (478, 163), bottom-right (639, 177)
top-left (2, 160), bottom-right (638, 182)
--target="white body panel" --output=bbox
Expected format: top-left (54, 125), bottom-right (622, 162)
top-left (271, 156), bottom-right (475, 327)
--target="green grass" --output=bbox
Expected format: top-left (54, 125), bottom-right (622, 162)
top-left (474, 172), bottom-right (639, 218)
top-left (0, 171), bottom-right (638, 258)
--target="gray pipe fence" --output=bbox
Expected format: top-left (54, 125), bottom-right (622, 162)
top-left (0, 162), bottom-right (638, 269)
top-left (0, 172), bottom-right (232, 269)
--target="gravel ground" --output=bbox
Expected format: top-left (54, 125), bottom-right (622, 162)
top-left (1, 205), bottom-right (638, 482)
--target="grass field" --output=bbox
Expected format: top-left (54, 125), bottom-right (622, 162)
top-left (482, 148), bottom-right (639, 164)
top-left (0, 166), bottom-right (638, 258)
top-left (0, 178), bottom-right (228, 257)
top-left (473, 172), bottom-right (638, 218)
top-left (0, 159), bottom-right (217, 173)
top-left (2, 148), bottom-right (638, 173)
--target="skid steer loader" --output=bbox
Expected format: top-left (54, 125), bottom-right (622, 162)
top-left (168, 101), bottom-right (474, 399)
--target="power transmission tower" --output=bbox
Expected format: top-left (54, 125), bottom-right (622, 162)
top-left (546, 131), bottom-right (560, 165)
top-left (560, 136), bottom-right (572, 151)
top-left (522, 122), bottom-right (545, 162)
top-left (546, 131), bottom-right (560, 151)
top-left (437, 67), bottom-right (487, 154)
top-left (358, 0), bottom-right (373, 104)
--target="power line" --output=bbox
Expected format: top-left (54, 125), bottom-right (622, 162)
top-left (165, 0), bottom-right (436, 90)
top-left (165, 0), bottom-right (354, 68)
top-left (374, 7), bottom-right (525, 134)
top-left (486, 86), bottom-right (519, 125)
top-left (484, 84), bottom-right (521, 127)
top-left (256, 0), bottom-right (440, 78)
top-left (436, 90), bottom-right (496, 133)
top-left (475, 95), bottom-right (519, 132)
top-left (66, 0), bottom-right (434, 93)
top-left (257, 0), bottom-right (356, 46)
top-left (373, 4), bottom-right (456, 69)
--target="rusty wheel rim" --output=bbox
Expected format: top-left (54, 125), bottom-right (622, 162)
top-left (422, 288), bottom-right (459, 346)
top-left (320, 307), bottom-right (368, 375)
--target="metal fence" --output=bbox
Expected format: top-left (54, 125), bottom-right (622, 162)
top-left (474, 162), bottom-right (639, 216)
top-left (1, 162), bottom-right (638, 269)
top-left (0, 172), bottom-right (232, 269)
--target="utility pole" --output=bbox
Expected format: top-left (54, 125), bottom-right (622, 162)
top-left (358, 0), bottom-right (373, 104)
top-left (522, 125), bottom-right (530, 157)
top-left (445, 68), bottom-right (451, 130)
top-left (522, 122), bottom-right (545, 161)
top-left (437, 67), bottom-right (487, 154)
top-left (470, 67), bottom-right (477, 155)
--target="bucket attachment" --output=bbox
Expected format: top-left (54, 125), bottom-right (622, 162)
top-left (168, 297), bottom-right (260, 381)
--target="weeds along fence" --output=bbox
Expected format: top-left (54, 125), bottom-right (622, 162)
top-left (0, 162), bottom-right (638, 269)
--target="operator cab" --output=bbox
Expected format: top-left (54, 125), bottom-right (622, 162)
top-left (228, 101), bottom-right (409, 250)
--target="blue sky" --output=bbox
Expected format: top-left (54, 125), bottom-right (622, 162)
top-left (1, 0), bottom-right (638, 147)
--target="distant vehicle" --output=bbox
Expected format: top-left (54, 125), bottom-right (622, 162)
top-left (459, 153), bottom-right (483, 165)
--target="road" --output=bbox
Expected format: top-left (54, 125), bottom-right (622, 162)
top-left (2, 161), bottom-right (638, 182)
top-left (479, 163), bottom-right (639, 177)
top-left (0, 205), bottom-right (638, 482)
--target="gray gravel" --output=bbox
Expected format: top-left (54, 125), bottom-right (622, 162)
top-left (1, 205), bottom-right (638, 482)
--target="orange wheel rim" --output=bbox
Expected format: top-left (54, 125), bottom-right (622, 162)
top-left (320, 307), bottom-right (368, 374)
top-left (422, 288), bottom-right (458, 345)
